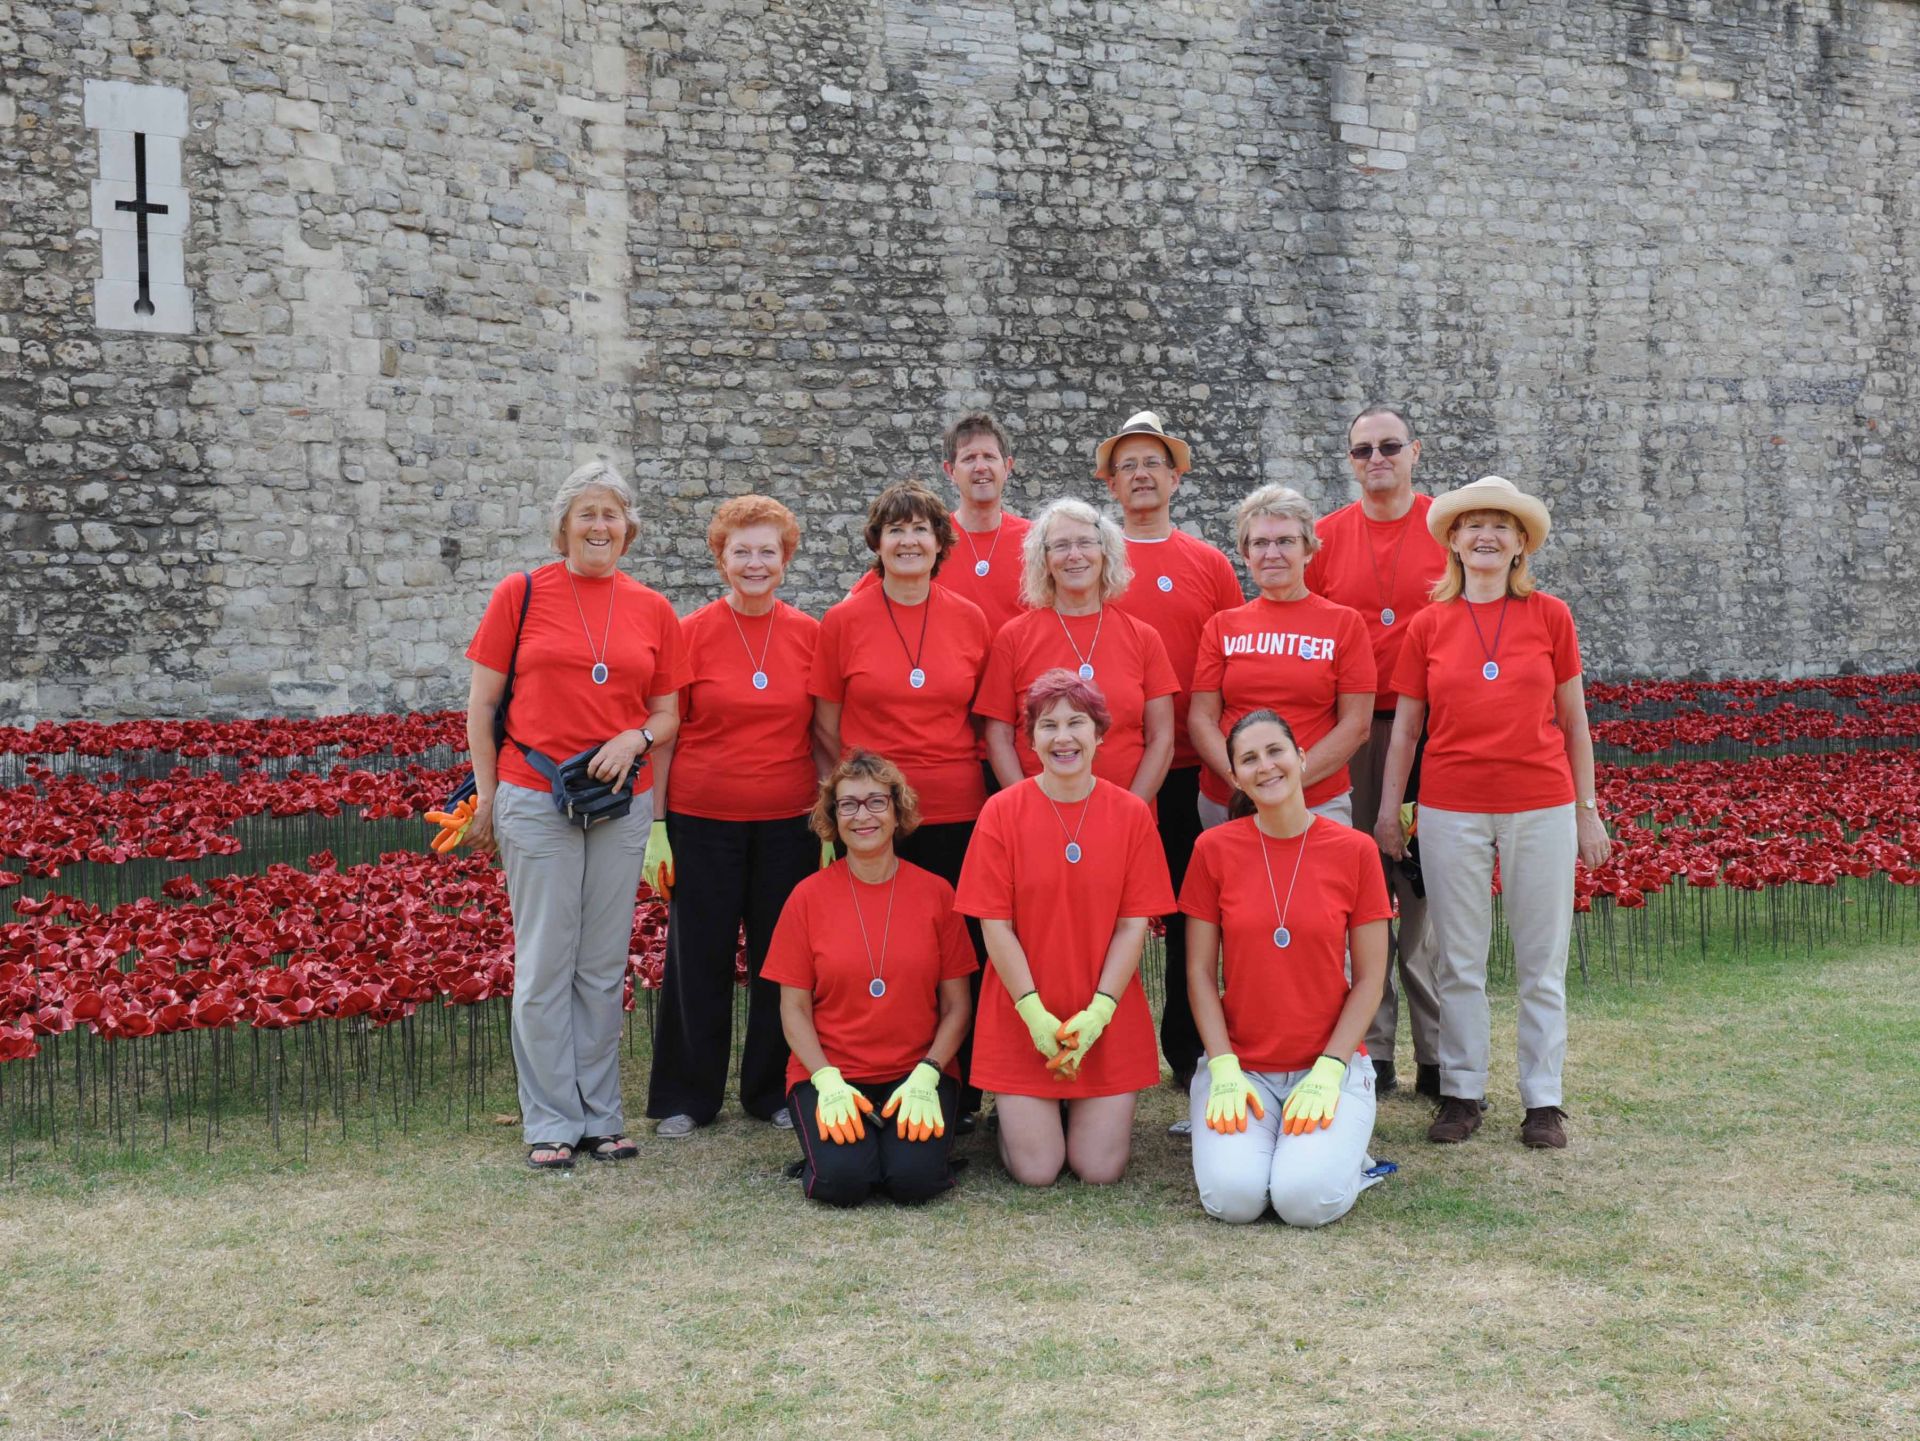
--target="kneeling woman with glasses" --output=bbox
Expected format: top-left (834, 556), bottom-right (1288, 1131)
top-left (1183, 708), bottom-right (1392, 1226)
top-left (763, 751), bottom-right (977, 1206)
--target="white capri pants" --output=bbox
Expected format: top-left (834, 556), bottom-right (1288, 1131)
top-left (1188, 1053), bottom-right (1380, 1227)
top-left (495, 782), bottom-right (652, 1145)
top-left (1197, 788), bottom-right (1353, 832)
top-left (1418, 803), bottom-right (1576, 1110)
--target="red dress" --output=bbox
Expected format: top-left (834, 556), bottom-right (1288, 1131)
top-left (955, 778), bottom-right (1176, 1097)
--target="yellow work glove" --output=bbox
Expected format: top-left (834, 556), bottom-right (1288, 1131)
top-left (1281, 1056), bottom-right (1347, 1136)
top-left (1048, 992), bottom-right (1118, 1079)
top-left (1204, 1053), bottom-right (1267, 1134)
top-left (880, 1062), bottom-right (945, 1142)
top-left (1013, 991), bottom-right (1065, 1062)
top-left (424, 796), bottom-right (477, 854)
top-left (820, 840), bottom-right (836, 871)
top-left (642, 820), bottom-right (674, 900)
top-left (810, 1066), bottom-right (873, 1145)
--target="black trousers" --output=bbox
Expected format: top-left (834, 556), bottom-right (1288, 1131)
top-left (1155, 765), bottom-right (1206, 1085)
top-left (895, 819), bottom-right (987, 1113)
top-left (790, 1073), bottom-right (960, 1206)
top-left (646, 811), bottom-right (816, 1124)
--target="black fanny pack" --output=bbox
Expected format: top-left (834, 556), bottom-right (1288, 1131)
top-left (520, 743), bottom-right (641, 831)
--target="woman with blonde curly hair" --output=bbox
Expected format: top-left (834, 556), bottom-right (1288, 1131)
top-left (645, 494), bottom-right (826, 1139)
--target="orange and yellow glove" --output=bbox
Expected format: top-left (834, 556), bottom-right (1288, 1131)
top-left (1281, 1056), bottom-right (1346, 1135)
top-left (1047, 992), bottom-right (1118, 1079)
top-left (642, 821), bottom-right (674, 900)
top-left (810, 1066), bottom-right (874, 1145)
top-left (880, 1062), bottom-right (945, 1142)
top-left (424, 797), bottom-right (477, 853)
top-left (1013, 991), bottom-right (1065, 1063)
top-left (1204, 1053), bottom-right (1267, 1134)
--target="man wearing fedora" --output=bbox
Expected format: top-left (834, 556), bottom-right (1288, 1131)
top-left (1097, 411), bottom-right (1246, 1117)
top-left (1305, 404), bottom-right (1450, 1099)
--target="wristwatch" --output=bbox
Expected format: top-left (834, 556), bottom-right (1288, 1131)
top-left (638, 727), bottom-right (655, 755)
top-left (1575, 798), bottom-right (1598, 812)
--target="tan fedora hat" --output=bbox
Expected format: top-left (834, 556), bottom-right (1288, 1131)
top-left (1093, 410), bottom-right (1192, 476)
top-left (1427, 475), bottom-right (1552, 554)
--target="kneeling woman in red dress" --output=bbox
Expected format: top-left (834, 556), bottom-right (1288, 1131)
top-left (957, 669), bottom-right (1176, 1185)
top-left (764, 751), bottom-right (977, 1206)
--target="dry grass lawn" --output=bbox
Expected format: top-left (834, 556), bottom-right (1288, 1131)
top-left (2, 938), bottom-right (1917, 1440)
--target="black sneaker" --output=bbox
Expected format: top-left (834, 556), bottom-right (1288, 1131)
top-left (1415, 1063), bottom-right (1441, 1098)
top-left (1372, 1059), bottom-right (1398, 1094)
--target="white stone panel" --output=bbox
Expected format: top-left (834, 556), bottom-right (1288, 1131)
top-left (91, 179), bottom-right (189, 234)
top-left (97, 129), bottom-right (184, 188)
top-left (82, 79), bottom-right (189, 138)
top-left (94, 280), bottom-right (194, 333)
top-left (101, 228), bottom-right (184, 284)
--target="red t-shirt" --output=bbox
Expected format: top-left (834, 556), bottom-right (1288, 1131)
top-left (762, 859), bottom-right (978, 1090)
top-left (668, 598), bottom-right (820, 822)
top-left (1109, 530), bottom-right (1246, 769)
top-left (465, 564), bottom-right (687, 794)
top-left (1179, 815), bottom-right (1393, 1072)
top-left (955, 779), bottom-right (1176, 1097)
top-left (1390, 591), bottom-right (1583, 813)
top-left (1305, 494), bottom-right (1452, 713)
top-left (973, 607), bottom-right (1179, 792)
top-left (849, 511), bottom-right (1033, 637)
top-left (809, 584), bottom-right (992, 824)
top-left (1190, 594), bottom-right (1377, 809)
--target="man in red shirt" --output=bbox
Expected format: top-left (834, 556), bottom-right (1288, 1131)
top-left (1097, 411), bottom-right (1246, 1107)
top-left (1304, 404), bottom-right (1449, 1097)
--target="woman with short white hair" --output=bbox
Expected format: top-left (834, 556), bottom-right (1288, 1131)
top-left (974, 498), bottom-right (1178, 805)
top-left (460, 458), bottom-right (686, 1169)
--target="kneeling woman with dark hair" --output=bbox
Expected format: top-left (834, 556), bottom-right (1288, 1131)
top-left (1182, 708), bottom-right (1393, 1226)
top-left (763, 751), bottom-right (977, 1206)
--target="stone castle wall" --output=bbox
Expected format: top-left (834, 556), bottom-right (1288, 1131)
top-left (3, 0), bottom-right (1916, 722)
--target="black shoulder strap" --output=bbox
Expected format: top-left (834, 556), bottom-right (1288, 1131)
top-left (492, 569), bottom-right (534, 751)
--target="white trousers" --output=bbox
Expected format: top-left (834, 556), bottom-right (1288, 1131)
top-left (1418, 803), bottom-right (1575, 1109)
top-left (1197, 788), bottom-right (1353, 832)
top-left (495, 783), bottom-right (652, 1144)
top-left (1188, 1054), bottom-right (1379, 1227)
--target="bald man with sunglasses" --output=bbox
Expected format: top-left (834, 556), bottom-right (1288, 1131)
top-left (1303, 406), bottom-right (1450, 1098)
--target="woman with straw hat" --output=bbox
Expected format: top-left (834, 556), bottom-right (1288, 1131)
top-left (1371, 477), bottom-right (1611, 1151)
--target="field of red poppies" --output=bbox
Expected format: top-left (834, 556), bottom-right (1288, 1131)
top-left (2, 672), bottom-right (1917, 1161)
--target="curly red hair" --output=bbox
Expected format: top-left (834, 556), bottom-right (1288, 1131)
top-left (707, 494), bottom-right (802, 567)
top-left (1020, 668), bottom-right (1113, 741)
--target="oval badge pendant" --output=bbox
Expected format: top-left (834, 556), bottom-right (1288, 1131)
top-left (1273, 926), bottom-right (1292, 949)
top-left (1077, 662), bottom-right (1094, 681)
top-left (1482, 661), bottom-right (1500, 681)
top-left (1380, 607), bottom-right (1396, 627)
top-left (591, 663), bottom-right (609, 686)
top-left (974, 560), bottom-right (990, 577)
top-left (909, 668), bottom-right (927, 689)
top-left (1156, 575), bottom-right (1173, 593)
top-left (868, 978), bottom-right (887, 999)
top-left (751, 670), bottom-right (769, 690)
top-left (1065, 842), bottom-right (1083, 864)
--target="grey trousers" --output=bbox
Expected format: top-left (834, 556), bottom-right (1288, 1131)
top-left (495, 782), bottom-right (652, 1145)
top-left (1188, 1053), bottom-right (1381, 1227)
top-left (1351, 715), bottom-right (1440, 1067)
top-left (1419, 802), bottom-right (1576, 1109)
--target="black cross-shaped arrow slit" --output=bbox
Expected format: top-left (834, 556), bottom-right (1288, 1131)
top-left (114, 132), bottom-right (170, 317)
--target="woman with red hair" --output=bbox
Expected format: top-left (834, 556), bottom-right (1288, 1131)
top-left (645, 495), bottom-right (825, 1138)
top-left (956, 669), bottom-right (1175, 1186)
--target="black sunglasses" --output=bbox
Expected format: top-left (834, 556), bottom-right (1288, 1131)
top-left (1348, 440), bottom-right (1409, 461)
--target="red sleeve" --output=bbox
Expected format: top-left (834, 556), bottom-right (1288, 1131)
top-left (1348, 832), bottom-right (1394, 927)
top-left (760, 883), bottom-right (818, 990)
top-left (1391, 610), bottom-right (1434, 700)
top-left (808, 604), bottom-right (849, 703)
top-left (1116, 796), bottom-right (1177, 916)
top-left (465, 572), bottom-right (533, 673)
top-left (953, 795), bottom-right (1015, 920)
top-left (1549, 596), bottom-right (1582, 686)
top-left (850, 568), bottom-right (877, 598)
top-left (934, 884), bottom-right (979, 980)
top-left (1176, 830), bottom-right (1224, 921)
top-left (1335, 603), bottom-right (1378, 694)
top-left (974, 626), bottom-right (1020, 724)
top-left (1139, 623), bottom-right (1179, 700)
top-left (1190, 613), bottom-right (1226, 693)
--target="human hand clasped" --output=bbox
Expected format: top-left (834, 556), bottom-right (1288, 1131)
top-left (810, 1066), bottom-right (873, 1144)
top-left (1204, 1053), bottom-right (1266, 1134)
top-left (1013, 991), bottom-right (1065, 1062)
top-left (1281, 1056), bottom-right (1346, 1135)
top-left (424, 797), bottom-right (477, 854)
top-left (1047, 992), bottom-right (1118, 1080)
top-left (880, 1062), bottom-right (945, 1142)
top-left (642, 820), bottom-right (674, 900)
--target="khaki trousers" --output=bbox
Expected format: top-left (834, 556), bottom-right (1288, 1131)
top-left (1350, 714), bottom-right (1439, 1067)
top-left (1418, 802), bottom-right (1575, 1109)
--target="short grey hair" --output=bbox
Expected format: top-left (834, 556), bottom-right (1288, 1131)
top-left (1020, 497), bottom-right (1133, 608)
top-left (549, 459), bottom-right (641, 556)
top-left (1234, 484), bottom-right (1321, 559)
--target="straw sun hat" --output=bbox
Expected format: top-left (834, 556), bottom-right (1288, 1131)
top-left (1426, 475), bottom-right (1551, 553)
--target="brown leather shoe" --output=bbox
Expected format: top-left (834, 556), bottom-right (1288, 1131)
top-left (1427, 1096), bottom-right (1484, 1143)
top-left (1521, 1106), bottom-right (1568, 1149)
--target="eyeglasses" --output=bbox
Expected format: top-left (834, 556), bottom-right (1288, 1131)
top-left (1112, 458), bottom-right (1171, 476)
top-left (1348, 440), bottom-right (1409, 461)
top-left (1045, 538), bottom-right (1101, 556)
top-left (835, 794), bottom-right (893, 818)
